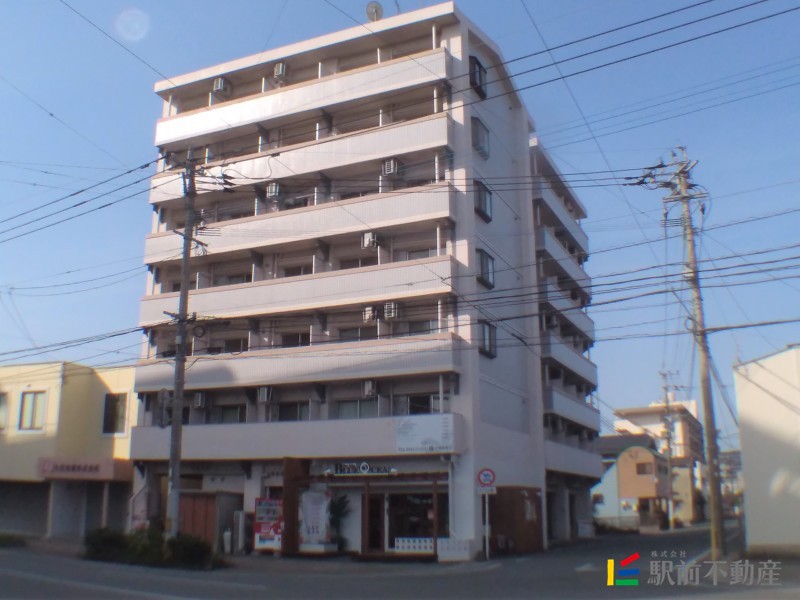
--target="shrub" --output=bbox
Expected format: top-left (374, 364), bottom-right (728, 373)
top-left (84, 528), bottom-right (129, 562)
top-left (166, 533), bottom-right (212, 569)
top-left (127, 528), bottom-right (165, 566)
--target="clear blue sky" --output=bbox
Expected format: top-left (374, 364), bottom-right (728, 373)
top-left (2, 0), bottom-right (799, 448)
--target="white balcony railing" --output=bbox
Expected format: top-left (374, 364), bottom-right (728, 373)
top-left (134, 332), bottom-right (461, 392)
top-left (543, 386), bottom-right (600, 431)
top-left (544, 440), bottom-right (602, 479)
top-left (537, 186), bottom-right (589, 254)
top-left (150, 113), bottom-right (452, 204)
top-left (144, 184), bottom-right (455, 264)
top-left (540, 331), bottom-right (597, 387)
top-left (139, 255), bottom-right (456, 327)
top-left (540, 280), bottom-right (594, 340)
top-left (536, 227), bottom-right (590, 290)
top-left (130, 412), bottom-right (464, 461)
top-left (155, 48), bottom-right (450, 146)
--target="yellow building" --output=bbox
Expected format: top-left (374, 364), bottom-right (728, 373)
top-left (0, 362), bottom-right (136, 537)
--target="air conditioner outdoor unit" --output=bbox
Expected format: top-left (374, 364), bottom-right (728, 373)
top-left (363, 306), bottom-right (379, 322)
top-left (384, 301), bottom-right (401, 319)
top-left (193, 392), bottom-right (206, 409)
top-left (257, 386), bottom-right (274, 404)
top-left (212, 77), bottom-right (232, 97)
top-left (273, 62), bottom-right (288, 79)
top-left (361, 231), bottom-right (378, 249)
top-left (266, 182), bottom-right (281, 198)
top-left (362, 380), bottom-right (377, 398)
top-left (381, 158), bottom-right (401, 177)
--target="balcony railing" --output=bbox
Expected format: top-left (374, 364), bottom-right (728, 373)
top-left (150, 113), bottom-right (453, 204)
top-left (544, 440), bottom-right (602, 479)
top-left (536, 227), bottom-right (590, 289)
top-left (540, 280), bottom-right (594, 340)
top-left (130, 411), bottom-right (464, 461)
top-left (140, 255), bottom-right (456, 327)
top-left (536, 186), bottom-right (589, 254)
top-left (144, 184), bottom-right (455, 264)
top-left (135, 332), bottom-right (461, 392)
top-left (543, 386), bottom-right (600, 431)
top-left (155, 48), bottom-right (450, 146)
top-left (540, 331), bottom-right (597, 387)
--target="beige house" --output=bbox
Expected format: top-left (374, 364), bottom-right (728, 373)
top-left (0, 362), bottom-right (136, 537)
top-left (614, 400), bottom-right (705, 524)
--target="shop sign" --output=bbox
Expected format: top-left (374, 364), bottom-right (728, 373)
top-left (333, 461), bottom-right (394, 476)
top-left (395, 413), bottom-right (455, 454)
top-left (253, 497), bottom-right (283, 551)
top-left (38, 458), bottom-right (116, 481)
top-left (299, 491), bottom-right (331, 545)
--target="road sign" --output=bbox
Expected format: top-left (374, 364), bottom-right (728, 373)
top-left (477, 468), bottom-right (496, 487)
top-left (478, 485), bottom-right (496, 495)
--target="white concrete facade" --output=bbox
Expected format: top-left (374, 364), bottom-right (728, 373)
top-left (734, 346), bottom-right (800, 554)
top-left (132, 2), bottom-right (598, 558)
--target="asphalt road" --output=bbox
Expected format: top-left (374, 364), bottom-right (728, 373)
top-left (1, 527), bottom-right (798, 599)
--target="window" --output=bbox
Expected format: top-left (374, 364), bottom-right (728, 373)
top-left (212, 273), bottom-right (252, 287)
top-left (474, 180), bottom-right (492, 222)
top-left (478, 321), bottom-right (497, 358)
top-left (469, 56), bottom-right (487, 99)
top-left (102, 393), bottom-right (127, 434)
top-left (636, 462), bottom-right (653, 475)
top-left (337, 398), bottom-right (378, 419)
top-left (393, 394), bottom-right (433, 416)
top-left (407, 320), bottom-right (436, 335)
top-left (221, 405), bottom-right (246, 424)
top-left (476, 249), bottom-right (495, 288)
top-left (0, 392), bottom-right (7, 430)
top-left (280, 332), bottom-right (310, 347)
top-left (223, 337), bottom-right (249, 353)
top-left (339, 326), bottom-right (377, 342)
top-left (18, 391), bottom-right (46, 431)
top-left (471, 117), bottom-right (490, 158)
top-left (277, 402), bottom-right (310, 422)
top-left (283, 264), bottom-right (313, 277)
top-left (339, 256), bottom-right (378, 270)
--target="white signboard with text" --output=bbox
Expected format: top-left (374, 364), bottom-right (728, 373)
top-left (395, 413), bottom-right (454, 454)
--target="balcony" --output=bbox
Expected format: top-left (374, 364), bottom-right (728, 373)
top-left (130, 412), bottom-right (464, 461)
top-left (540, 280), bottom-right (594, 340)
top-left (150, 113), bottom-right (453, 204)
top-left (144, 184), bottom-right (455, 264)
top-left (540, 331), bottom-right (597, 387)
top-left (536, 186), bottom-right (589, 254)
top-left (155, 48), bottom-right (450, 147)
top-left (536, 227), bottom-right (590, 289)
top-left (543, 386), bottom-right (600, 431)
top-left (140, 255), bottom-right (455, 326)
top-left (544, 440), bottom-right (602, 479)
top-left (134, 332), bottom-right (461, 392)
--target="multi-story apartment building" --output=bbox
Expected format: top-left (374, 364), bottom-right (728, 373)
top-left (130, 2), bottom-right (599, 559)
top-left (0, 362), bottom-right (136, 537)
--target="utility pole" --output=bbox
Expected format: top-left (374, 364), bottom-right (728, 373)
top-left (660, 371), bottom-right (675, 531)
top-left (165, 149), bottom-right (196, 539)
top-left (660, 148), bottom-right (726, 560)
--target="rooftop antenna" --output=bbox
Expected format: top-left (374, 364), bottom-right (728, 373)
top-left (366, 1), bottom-right (383, 21)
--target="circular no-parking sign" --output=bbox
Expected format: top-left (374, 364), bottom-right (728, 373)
top-left (477, 468), bottom-right (496, 487)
